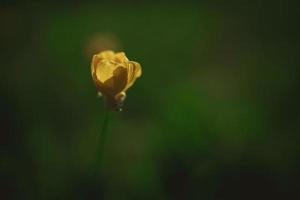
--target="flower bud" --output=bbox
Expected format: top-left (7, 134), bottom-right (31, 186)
top-left (91, 50), bottom-right (142, 111)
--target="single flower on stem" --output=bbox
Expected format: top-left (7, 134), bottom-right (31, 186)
top-left (90, 50), bottom-right (142, 177)
top-left (91, 50), bottom-right (142, 111)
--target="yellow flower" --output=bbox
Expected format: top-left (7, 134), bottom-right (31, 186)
top-left (91, 50), bottom-right (142, 111)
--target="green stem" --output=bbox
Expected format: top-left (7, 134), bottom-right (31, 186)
top-left (94, 110), bottom-right (110, 176)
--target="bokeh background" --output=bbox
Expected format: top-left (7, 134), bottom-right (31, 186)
top-left (1, 0), bottom-right (300, 199)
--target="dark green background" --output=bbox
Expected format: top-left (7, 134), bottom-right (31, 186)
top-left (1, 1), bottom-right (299, 199)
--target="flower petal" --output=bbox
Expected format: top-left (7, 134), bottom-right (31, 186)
top-left (92, 70), bottom-right (108, 96)
top-left (91, 55), bottom-right (100, 76)
top-left (103, 66), bottom-right (128, 97)
top-left (114, 52), bottom-right (129, 64)
top-left (125, 61), bottom-right (142, 91)
top-left (96, 50), bottom-right (115, 60)
top-left (91, 50), bottom-right (115, 76)
top-left (95, 60), bottom-right (118, 82)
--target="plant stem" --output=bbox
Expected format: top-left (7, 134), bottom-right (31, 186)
top-left (94, 110), bottom-right (110, 177)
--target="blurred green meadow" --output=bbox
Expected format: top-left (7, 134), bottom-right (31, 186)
top-left (1, 1), bottom-right (300, 199)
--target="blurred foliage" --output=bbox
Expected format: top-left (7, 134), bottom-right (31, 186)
top-left (1, 1), bottom-right (300, 200)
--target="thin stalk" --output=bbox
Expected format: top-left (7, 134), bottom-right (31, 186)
top-left (94, 110), bottom-right (110, 177)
